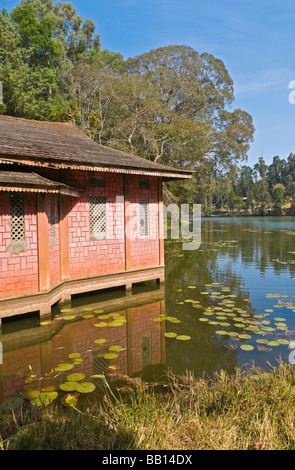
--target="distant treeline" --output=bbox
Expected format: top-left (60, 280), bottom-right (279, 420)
top-left (201, 155), bottom-right (295, 216)
top-left (0, 0), bottom-right (256, 204)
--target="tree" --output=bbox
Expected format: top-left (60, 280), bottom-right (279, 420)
top-left (100, 45), bottom-right (254, 203)
top-left (272, 183), bottom-right (286, 215)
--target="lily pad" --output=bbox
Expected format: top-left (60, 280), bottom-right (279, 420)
top-left (60, 382), bottom-right (78, 392)
top-left (62, 393), bottom-right (79, 407)
top-left (63, 315), bottom-right (76, 321)
top-left (55, 363), bottom-right (74, 372)
top-left (73, 358), bottom-right (83, 365)
top-left (267, 341), bottom-right (280, 347)
top-left (94, 338), bottom-right (107, 344)
top-left (164, 332), bottom-right (178, 338)
top-left (66, 373), bottom-right (86, 382)
top-left (68, 353), bottom-right (81, 359)
top-left (166, 316), bottom-right (181, 323)
top-left (75, 382), bottom-right (96, 394)
top-left (103, 353), bottom-right (119, 359)
top-left (276, 339), bottom-right (289, 345)
top-left (238, 334), bottom-right (252, 340)
top-left (175, 335), bottom-right (191, 341)
top-left (108, 321), bottom-right (124, 327)
top-left (94, 322), bottom-right (108, 328)
top-left (30, 391), bottom-right (58, 407)
top-left (0, 396), bottom-right (23, 411)
top-left (109, 345), bottom-right (123, 351)
top-left (23, 389), bottom-right (40, 400)
top-left (240, 344), bottom-right (254, 351)
top-left (41, 386), bottom-right (55, 392)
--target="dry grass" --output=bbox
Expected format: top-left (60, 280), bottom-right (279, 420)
top-left (2, 363), bottom-right (295, 450)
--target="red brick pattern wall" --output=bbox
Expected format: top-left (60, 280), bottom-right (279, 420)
top-left (66, 170), bottom-right (126, 278)
top-left (0, 170), bottom-right (161, 300)
top-left (0, 192), bottom-right (39, 298)
top-left (128, 176), bottom-right (160, 269)
top-left (127, 302), bottom-right (163, 375)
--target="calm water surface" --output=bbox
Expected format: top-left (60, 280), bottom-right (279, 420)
top-left (1, 216), bottom-right (295, 412)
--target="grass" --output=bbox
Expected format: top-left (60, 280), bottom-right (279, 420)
top-left (1, 363), bottom-right (295, 450)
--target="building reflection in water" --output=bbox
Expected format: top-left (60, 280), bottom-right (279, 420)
top-left (0, 285), bottom-right (166, 405)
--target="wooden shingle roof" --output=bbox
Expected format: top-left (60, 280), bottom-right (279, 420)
top-left (0, 171), bottom-right (83, 196)
top-left (0, 116), bottom-right (193, 179)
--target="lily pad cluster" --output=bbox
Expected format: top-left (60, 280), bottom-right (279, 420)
top-left (178, 283), bottom-right (295, 354)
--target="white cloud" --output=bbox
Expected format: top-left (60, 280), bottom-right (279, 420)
top-left (235, 68), bottom-right (295, 98)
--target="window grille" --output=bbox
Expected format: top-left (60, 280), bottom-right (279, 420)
top-left (93, 353), bottom-right (109, 385)
top-left (142, 335), bottom-right (152, 368)
top-left (139, 198), bottom-right (149, 237)
top-left (10, 193), bottom-right (25, 242)
top-left (50, 195), bottom-right (55, 247)
top-left (139, 180), bottom-right (149, 190)
top-left (89, 195), bottom-right (107, 240)
top-left (89, 176), bottom-right (105, 187)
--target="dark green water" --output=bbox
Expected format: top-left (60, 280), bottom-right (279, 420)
top-left (1, 216), bottom-right (295, 414)
top-left (165, 216), bottom-right (295, 377)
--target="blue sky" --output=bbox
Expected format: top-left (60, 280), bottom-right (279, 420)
top-left (2, 0), bottom-right (295, 166)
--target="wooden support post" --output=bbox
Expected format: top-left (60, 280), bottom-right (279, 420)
top-left (39, 306), bottom-right (52, 319)
top-left (59, 195), bottom-right (70, 281)
top-left (160, 299), bottom-right (166, 365)
top-left (58, 294), bottom-right (71, 308)
top-left (158, 177), bottom-right (165, 266)
top-left (124, 174), bottom-right (131, 271)
top-left (126, 307), bottom-right (134, 377)
top-left (37, 194), bottom-right (50, 292)
top-left (125, 282), bottom-right (132, 296)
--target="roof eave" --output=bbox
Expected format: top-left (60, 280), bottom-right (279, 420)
top-left (0, 155), bottom-right (194, 179)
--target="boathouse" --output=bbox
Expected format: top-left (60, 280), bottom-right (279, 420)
top-left (0, 116), bottom-right (192, 321)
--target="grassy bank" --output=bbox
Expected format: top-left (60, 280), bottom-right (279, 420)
top-left (1, 363), bottom-right (295, 450)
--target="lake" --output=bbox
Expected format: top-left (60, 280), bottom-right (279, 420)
top-left (1, 216), bottom-right (295, 411)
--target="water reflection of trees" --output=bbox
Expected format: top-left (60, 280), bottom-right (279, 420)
top-left (164, 236), bottom-right (251, 377)
top-left (164, 217), bottom-right (295, 377)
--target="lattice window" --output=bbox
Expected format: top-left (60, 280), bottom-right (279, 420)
top-left (139, 198), bottom-right (149, 237)
top-left (89, 195), bottom-right (107, 240)
top-left (10, 193), bottom-right (25, 242)
top-left (50, 195), bottom-right (56, 247)
top-left (139, 180), bottom-right (149, 190)
top-left (142, 335), bottom-right (152, 368)
top-left (89, 176), bottom-right (105, 187)
top-left (92, 353), bottom-right (109, 385)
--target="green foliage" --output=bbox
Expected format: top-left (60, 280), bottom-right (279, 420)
top-left (205, 152), bottom-right (295, 215)
top-left (1, 1), bottom-right (256, 204)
